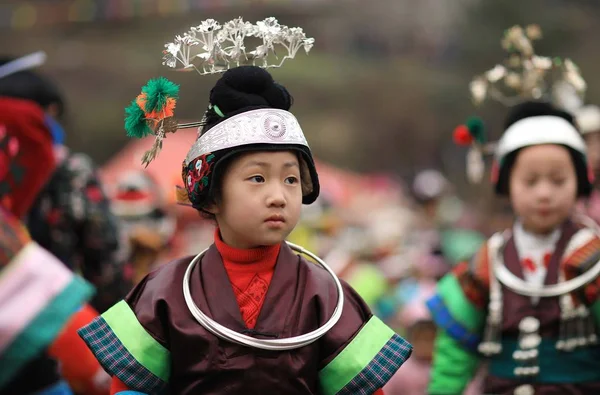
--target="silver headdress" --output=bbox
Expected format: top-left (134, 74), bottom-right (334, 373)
top-left (455, 25), bottom-right (588, 183)
top-left (469, 24), bottom-right (586, 108)
top-left (124, 17), bottom-right (315, 167)
top-left (162, 17), bottom-right (314, 75)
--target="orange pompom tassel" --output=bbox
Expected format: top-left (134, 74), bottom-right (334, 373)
top-left (453, 125), bottom-right (473, 146)
top-left (135, 94), bottom-right (177, 122)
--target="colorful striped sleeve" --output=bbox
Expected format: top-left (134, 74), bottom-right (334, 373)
top-left (426, 272), bottom-right (486, 352)
top-left (425, 239), bottom-right (489, 353)
top-left (78, 300), bottom-right (170, 395)
top-left (0, 242), bottom-right (94, 388)
top-left (561, 230), bottom-right (600, 327)
top-left (318, 315), bottom-right (412, 395)
top-left (425, 243), bottom-right (489, 395)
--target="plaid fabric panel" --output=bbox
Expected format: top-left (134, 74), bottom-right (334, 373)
top-left (78, 317), bottom-right (167, 395)
top-left (336, 334), bottom-right (412, 395)
top-left (426, 294), bottom-right (481, 352)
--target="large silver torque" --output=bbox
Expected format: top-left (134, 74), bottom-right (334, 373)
top-left (182, 241), bottom-right (345, 350)
top-left (493, 254), bottom-right (600, 298)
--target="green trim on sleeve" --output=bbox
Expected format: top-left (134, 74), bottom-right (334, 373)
top-left (102, 300), bottom-right (170, 381)
top-left (437, 275), bottom-right (485, 331)
top-left (318, 316), bottom-right (394, 395)
top-left (428, 331), bottom-right (480, 395)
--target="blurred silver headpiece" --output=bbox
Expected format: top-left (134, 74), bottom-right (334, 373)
top-left (162, 17), bottom-right (314, 75)
top-left (469, 25), bottom-right (586, 108)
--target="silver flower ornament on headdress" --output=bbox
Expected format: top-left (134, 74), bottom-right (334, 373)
top-left (469, 24), bottom-right (586, 108)
top-left (162, 17), bottom-right (314, 75)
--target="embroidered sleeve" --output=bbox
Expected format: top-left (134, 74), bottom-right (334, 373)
top-left (561, 229), bottom-right (600, 326)
top-left (426, 242), bottom-right (489, 352)
top-left (78, 273), bottom-right (170, 395)
top-left (318, 282), bottom-right (412, 395)
top-left (0, 216), bottom-right (93, 389)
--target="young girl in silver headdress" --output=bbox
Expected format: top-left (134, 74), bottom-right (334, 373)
top-left (428, 25), bottom-right (600, 395)
top-left (78, 18), bottom-right (412, 395)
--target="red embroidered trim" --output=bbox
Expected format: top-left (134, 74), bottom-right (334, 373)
top-left (232, 274), bottom-right (270, 328)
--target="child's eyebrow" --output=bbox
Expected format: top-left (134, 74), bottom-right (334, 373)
top-left (244, 160), bottom-right (299, 168)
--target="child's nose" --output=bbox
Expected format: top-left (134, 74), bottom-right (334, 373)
top-left (266, 185), bottom-right (286, 207)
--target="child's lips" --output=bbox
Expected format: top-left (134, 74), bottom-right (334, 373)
top-left (537, 208), bottom-right (552, 216)
top-left (265, 215), bottom-right (286, 227)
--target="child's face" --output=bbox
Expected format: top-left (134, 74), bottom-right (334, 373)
top-left (213, 150), bottom-right (303, 248)
top-left (509, 144), bottom-right (577, 234)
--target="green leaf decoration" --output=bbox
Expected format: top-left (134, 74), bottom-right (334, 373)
top-left (141, 77), bottom-right (180, 114)
top-left (124, 100), bottom-right (152, 138)
top-left (466, 116), bottom-right (485, 144)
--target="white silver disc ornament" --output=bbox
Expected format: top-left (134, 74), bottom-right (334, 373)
top-left (519, 334), bottom-right (542, 350)
top-left (514, 384), bottom-right (535, 395)
top-left (519, 317), bottom-right (540, 334)
top-left (263, 112), bottom-right (287, 139)
top-left (182, 242), bottom-right (344, 350)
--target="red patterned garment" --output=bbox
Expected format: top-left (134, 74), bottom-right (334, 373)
top-left (0, 97), bottom-right (54, 218)
top-left (214, 228), bottom-right (279, 329)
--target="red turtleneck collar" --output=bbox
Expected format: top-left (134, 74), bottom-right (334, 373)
top-left (214, 229), bottom-right (280, 329)
top-left (214, 229), bottom-right (281, 272)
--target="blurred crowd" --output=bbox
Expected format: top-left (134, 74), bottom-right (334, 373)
top-left (7, 32), bottom-right (594, 393)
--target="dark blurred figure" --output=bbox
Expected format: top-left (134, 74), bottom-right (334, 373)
top-left (0, 55), bottom-right (129, 313)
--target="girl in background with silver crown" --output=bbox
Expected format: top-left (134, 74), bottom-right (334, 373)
top-left (77, 17), bottom-right (412, 395)
top-left (426, 25), bottom-right (600, 395)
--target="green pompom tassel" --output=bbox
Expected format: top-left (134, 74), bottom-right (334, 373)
top-left (124, 100), bottom-right (152, 138)
top-left (466, 116), bottom-right (485, 144)
top-left (141, 77), bottom-right (180, 114)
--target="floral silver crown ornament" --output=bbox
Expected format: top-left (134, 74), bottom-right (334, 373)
top-left (469, 24), bottom-right (586, 108)
top-left (457, 25), bottom-right (587, 184)
top-left (126, 17), bottom-right (314, 167)
top-left (162, 17), bottom-right (314, 75)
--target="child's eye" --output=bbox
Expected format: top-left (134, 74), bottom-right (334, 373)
top-left (249, 175), bottom-right (265, 183)
top-left (525, 178), bottom-right (537, 187)
top-left (285, 176), bottom-right (299, 185)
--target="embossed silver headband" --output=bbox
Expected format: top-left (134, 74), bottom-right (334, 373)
top-left (185, 108), bottom-right (309, 165)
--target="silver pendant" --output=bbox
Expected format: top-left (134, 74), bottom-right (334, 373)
top-left (513, 316), bottom-right (540, 377)
top-left (514, 384), bottom-right (535, 395)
